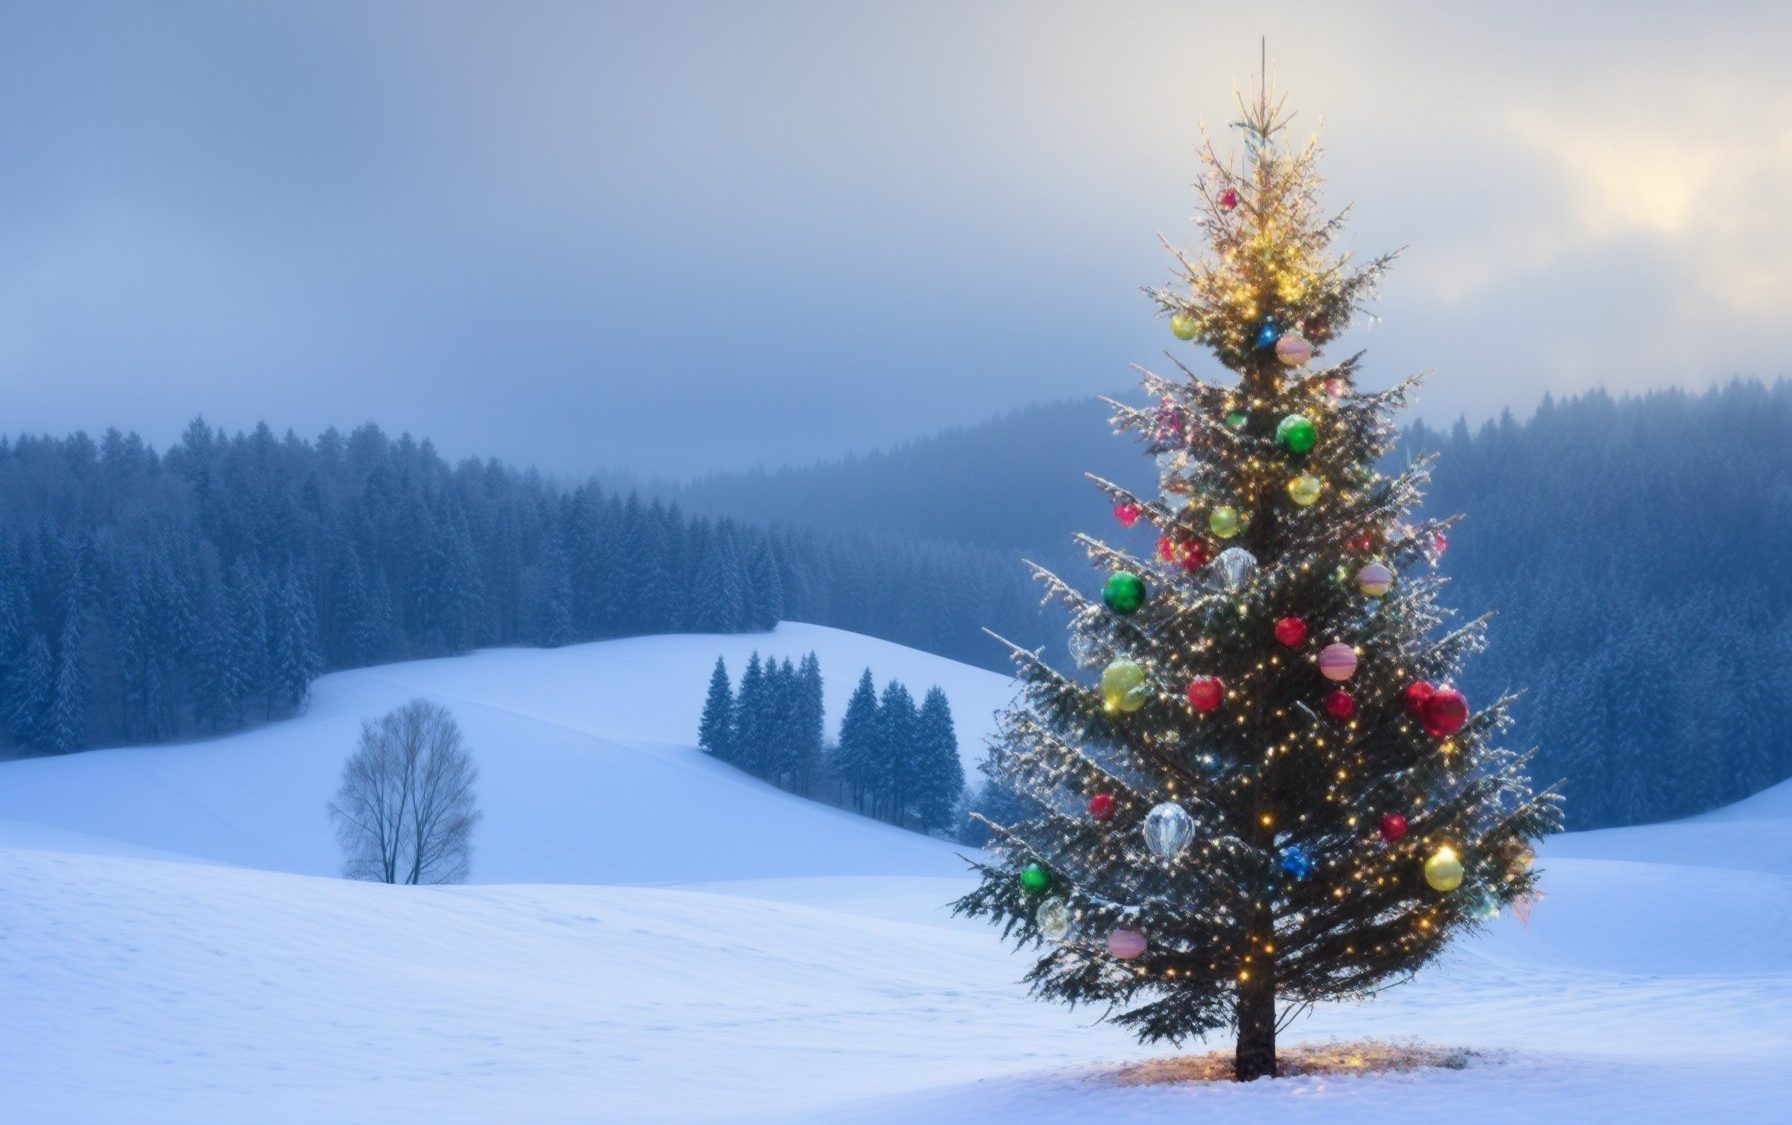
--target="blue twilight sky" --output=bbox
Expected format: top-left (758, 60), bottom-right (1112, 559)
top-left (2, 1), bottom-right (1790, 478)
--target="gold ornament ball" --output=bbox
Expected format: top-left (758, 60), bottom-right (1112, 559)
top-left (1425, 846), bottom-right (1464, 892)
top-left (1287, 473), bottom-right (1323, 507)
top-left (1169, 313), bottom-right (1198, 340)
top-left (1209, 505), bottom-right (1243, 539)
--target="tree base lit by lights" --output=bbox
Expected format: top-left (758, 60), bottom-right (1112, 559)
top-left (953, 70), bottom-right (1561, 1083)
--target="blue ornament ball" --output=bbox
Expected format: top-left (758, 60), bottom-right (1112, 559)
top-left (1255, 320), bottom-right (1281, 350)
top-left (1279, 845), bottom-right (1312, 880)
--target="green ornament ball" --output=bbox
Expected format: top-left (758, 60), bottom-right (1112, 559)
top-left (1276, 413), bottom-right (1318, 456)
top-left (1102, 571), bottom-right (1147, 615)
top-left (1209, 505), bottom-right (1243, 539)
top-left (1100, 658), bottom-right (1150, 713)
top-left (1169, 313), bottom-right (1198, 340)
top-left (1020, 863), bottom-right (1052, 895)
top-left (1224, 410), bottom-right (1249, 431)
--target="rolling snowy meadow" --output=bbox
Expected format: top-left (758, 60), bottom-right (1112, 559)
top-left (3, 624), bottom-right (1788, 1123)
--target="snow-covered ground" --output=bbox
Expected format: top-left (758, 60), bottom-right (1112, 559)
top-left (0, 623), bottom-right (1009, 883)
top-left (2, 624), bottom-right (1788, 1123)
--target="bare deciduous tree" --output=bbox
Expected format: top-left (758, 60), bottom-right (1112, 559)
top-left (328, 698), bottom-right (480, 884)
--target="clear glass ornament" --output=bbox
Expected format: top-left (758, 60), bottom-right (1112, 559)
top-left (1067, 631), bottom-right (1102, 668)
top-left (1209, 547), bottom-right (1258, 594)
top-left (1142, 801), bottom-right (1195, 859)
top-left (1036, 896), bottom-right (1072, 941)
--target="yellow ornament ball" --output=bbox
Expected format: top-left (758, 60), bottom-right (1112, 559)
top-left (1209, 505), bottom-right (1243, 539)
top-left (1287, 473), bottom-right (1323, 507)
top-left (1100, 658), bottom-right (1150, 713)
top-left (1169, 313), bottom-right (1198, 340)
top-left (1425, 846), bottom-right (1465, 892)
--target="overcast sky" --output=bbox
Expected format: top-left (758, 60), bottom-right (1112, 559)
top-left (2, 2), bottom-right (1788, 478)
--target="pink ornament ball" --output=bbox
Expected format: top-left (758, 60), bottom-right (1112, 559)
top-left (1274, 333), bottom-right (1314, 367)
top-left (1317, 643), bottom-right (1358, 682)
top-left (1107, 929), bottom-right (1148, 959)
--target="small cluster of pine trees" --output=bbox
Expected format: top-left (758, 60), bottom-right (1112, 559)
top-left (698, 656), bottom-right (965, 833)
top-left (698, 652), bottom-right (827, 795)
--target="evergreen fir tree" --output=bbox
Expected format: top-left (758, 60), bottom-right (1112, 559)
top-left (48, 607), bottom-right (85, 753)
top-left (691, 524), bottom-right (746, 633)
top-left (229, 561), bottom-right (270, 721)
top-left (793, 652), bottom-right (825, 796)
top-left (271, 565), bottom-right (322, 712)
top-left (835, 669), bottom-right (880, 813)
top-left (9, 632), bottom-right (52, 748)
top-left (734, 653), bottom-right (766, 777)
top-left (764, 658), bottom-right (795, 786)
top-left (913, 686), bottom-right (965, 832)
top-left (874, 681), bottom-right (917, 826)
top-left (536, 544), bottom-right (575, 647)
top-left (698, 656), bottom-right (735, 762)
top-left (330, 541), bottom-right (372, 664)
top-left (744, 538), bottom-right (785, 630)
top-left (954, 75), bottom-right (1560, 1080)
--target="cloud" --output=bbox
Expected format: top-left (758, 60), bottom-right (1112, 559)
top-left (1, 2), bottom-right (1789, 475)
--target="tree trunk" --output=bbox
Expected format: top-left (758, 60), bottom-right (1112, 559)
top-left (1234, 894), bottom-right (1277, 1080)
top-left (1233, 952), bottom-right (1277, 1080)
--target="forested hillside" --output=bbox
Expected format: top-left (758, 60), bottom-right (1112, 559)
top-left (0, 420), bottom-right (1043, 757)
top-left (1411, 382), bottom-right (1792, 828)
top-left (674, 379), bottom-right (1792, 829)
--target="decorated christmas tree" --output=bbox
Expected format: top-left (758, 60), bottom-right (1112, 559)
top-left (955, 72), bottom-right (1561, 1081)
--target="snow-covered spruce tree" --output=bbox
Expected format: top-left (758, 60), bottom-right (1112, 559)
top-left (955, 80), bottom-right (1560, 1081)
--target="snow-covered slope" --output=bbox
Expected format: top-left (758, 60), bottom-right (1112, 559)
top-left (2, 631), bottom-right (1789, 1123)
top-left (0, 623), bottom-right (1010, 883)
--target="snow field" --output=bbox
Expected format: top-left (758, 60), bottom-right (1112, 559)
top-left (2, 624), bottom-right (1788, 1122)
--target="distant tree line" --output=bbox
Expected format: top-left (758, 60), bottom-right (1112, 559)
top-left (699, 654), bottom-right (965, 834)
top-left (12, 378), bottom-right (1782, 831)
top-left (1407, 380), bottom-right (1792, 829)
top-left (0, 419), bottom-right (1044, 758)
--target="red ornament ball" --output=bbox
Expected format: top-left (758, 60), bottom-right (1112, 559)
top-left (1423, 687), bottom-right (1469, 737)
top-left (1218, 187), bottom-right (1239, 211)
top-left (1403, 680), bottom-right (1435, 717)
top-left (1379, 812), bottom-right (1408, 843)
top-left (1324, 689), bottom-right (1356, 719)
top-left (1157, 534), bottom-right (1208, 570)
top-left (1186, 676), bottom-right (1224, 713)
top-left (1088, 792), bottom-right (1116, 821)
top-left (1113, 502), bottom-right (1143, 528)
top-left (1273, 616), bottom-right (1307, 647)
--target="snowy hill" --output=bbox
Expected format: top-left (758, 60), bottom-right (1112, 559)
top-left (2, 630), bottom-right (1789, 1123)
top-left (0, 623), bottom-right (1010, 883)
